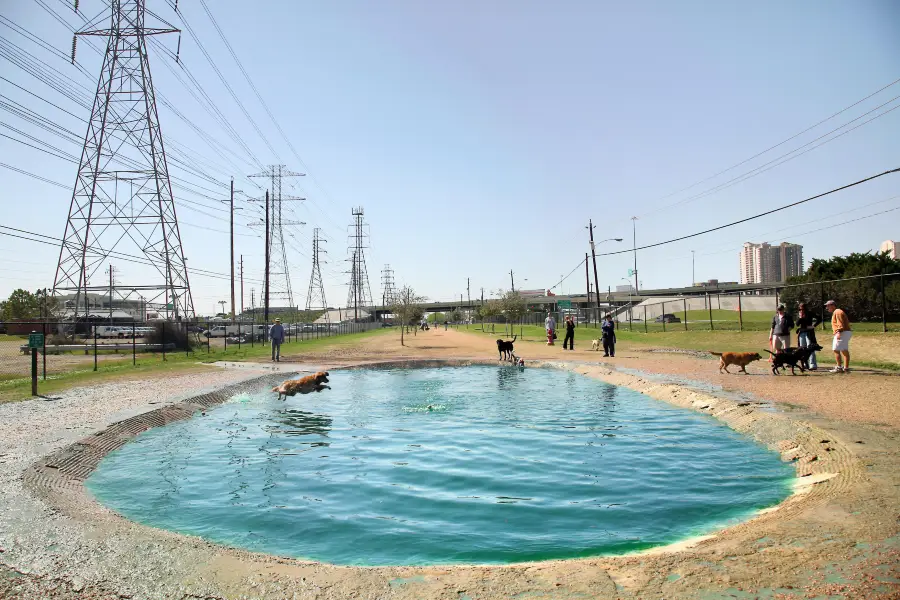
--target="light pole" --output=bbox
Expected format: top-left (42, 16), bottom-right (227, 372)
top-left (217, 300), bottom-right (226, 316)
top-left (691, 250), bottom-right (695, 287)
top-left (587, 222), bottom-right (623, 317)
top-left (631, 217), bottom-right (639, 293)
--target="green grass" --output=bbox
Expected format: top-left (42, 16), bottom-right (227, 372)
top-left (0, 329), bottom-right (389, 403)
top-left (466, 322), bottom-right (900, 371)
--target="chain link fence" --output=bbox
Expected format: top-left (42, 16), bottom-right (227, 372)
top-left (0, 318), bottom-right (381, 396)
top-left (472, 273), bottom-right (900, 338)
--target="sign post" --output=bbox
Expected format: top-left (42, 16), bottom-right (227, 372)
top-left (28, 331), bottom-right (44, 396)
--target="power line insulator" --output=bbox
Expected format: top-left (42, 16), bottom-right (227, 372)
top-left (70, 35), bottom-right (77, 64)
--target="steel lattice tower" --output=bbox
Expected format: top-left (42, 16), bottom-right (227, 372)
top-left (346, 207), bottom-right (373, 321)
top-left (249, 165), bottom-right (305, 311)
top-left (381, 264), bottom-right (397, 307)
top-left (306, 228), bottom-right (328, 318)
top-left (53, 0), bottom-right (194, 320)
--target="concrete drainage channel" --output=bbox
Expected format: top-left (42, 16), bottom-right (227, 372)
top-left (3, 359), bottom-right (893, 600)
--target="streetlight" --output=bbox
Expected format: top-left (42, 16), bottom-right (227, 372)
top-left (691, 250), bottom-right (696, 287)
top-left (586, 228), bottom-right (624, 321)
top-left (218, 300), bottom-right (227, 315)
top-left (631, 217), bottom-right (639, 293)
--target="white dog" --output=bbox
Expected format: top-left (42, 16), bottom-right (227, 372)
top-left (591, 339), bottom-right (601, 351)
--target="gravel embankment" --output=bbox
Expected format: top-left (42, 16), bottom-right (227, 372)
top-left (0, 366), bottom-right (263, 599)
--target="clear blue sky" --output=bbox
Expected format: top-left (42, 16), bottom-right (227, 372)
top-left (2, 0), bottom-right (899, 314)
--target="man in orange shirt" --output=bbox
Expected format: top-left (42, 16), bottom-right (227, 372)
top-left (825, 300), bottom-right (852, 373)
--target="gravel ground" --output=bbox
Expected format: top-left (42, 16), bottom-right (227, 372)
top-left (0, 366), bottom-right (272, 599)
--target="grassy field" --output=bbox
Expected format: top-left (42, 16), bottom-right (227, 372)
top-left (0, 329), bottom-right (390, 403)
top-left (466, 322), bottom-right (900, 370)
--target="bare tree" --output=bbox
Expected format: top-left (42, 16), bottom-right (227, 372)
top-left (390, 286), bottom-right (427, 346)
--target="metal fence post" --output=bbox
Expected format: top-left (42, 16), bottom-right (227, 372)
top-left (707, 294), bottom-right (714, 331)
top-left (41, 321), bottom-right (47, 380)
top-left (93, 326), bottom-right (98, 371)
top-left (162, 322), bottom-right (166, 362)
top-left (683, 298), bottom-right (688, 330)
top-left (738, 294), bottom-right (743, 332)
top-left (661, 301), bottom-right (666, 332)
top-left (207, 325), bottom-right (210, 354)
top-left (881, 272), bottom-right (887, 332)
top-left (820, 282), bottom-right (826, 332)
top-left (643, 305), bottom-right (648, 333)
top-left (132, 323), bottom-right (136, 365)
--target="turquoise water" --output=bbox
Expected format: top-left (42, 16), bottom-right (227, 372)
top-left (86, 366), bottom-right (793, 565)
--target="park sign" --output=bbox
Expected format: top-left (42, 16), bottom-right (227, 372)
top-left (28, 332), bottom-right (44, 349)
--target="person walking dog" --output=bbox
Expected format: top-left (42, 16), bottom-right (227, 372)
top-left (563, 315), bottom-right (575, 350)
top-left (768, 304), bottom-right (795, 357)
top-left (825, 300), bottom-right (852, 373)
top-left (270, 318), bottom-right (285, 362)
top-left (545, 312), bottom-right (556, 346)
top-left (601, 314), bottom-right (616, 357)
top-left (795, 303), bottom-right (820, 370)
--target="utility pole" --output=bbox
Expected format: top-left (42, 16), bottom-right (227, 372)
top-left (240, 255), bottom-right (244, 318)
top-left (467, 277), bottom-right (471, 308)
top-left (346, 208), bottom-right (373, 322)
top-left (510, 270), bottom-right (515, 293)
top-left (691, 250), bottom-right (695, 286)
top-left (250, 288), bottom-right (256, 321)
top-left (106, 264), bottom-right (115, 323)
top-left (481, 287), bottom-right (484, 305)
top-left (223, 178), bottom-right (242, 322)
top-left (264, 190), bottom-right (270, 326)
top-left (587, 220), bottom-right (601, 314)
top-left (631, 216), bottom-right (639, 293)
top-left (584, 252), bottom-right (591, 307)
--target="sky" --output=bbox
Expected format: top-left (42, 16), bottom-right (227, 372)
top-left (1, 0), bottom-right (899, 315)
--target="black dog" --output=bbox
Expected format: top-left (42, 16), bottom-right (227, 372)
top-left (497, 335), bottom-right (517, 361)
top-left (764, 346), bottom-right (820, 375)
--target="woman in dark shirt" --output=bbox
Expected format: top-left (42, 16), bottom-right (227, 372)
top-left (796, 303), bottom-right (821, 370)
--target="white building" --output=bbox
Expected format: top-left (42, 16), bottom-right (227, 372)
top-left (880, 240), bottom-right (898, 260)
top-left (739, 242), bottom-right (803, 284)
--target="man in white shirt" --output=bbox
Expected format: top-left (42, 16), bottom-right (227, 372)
top-left (545, 312), bottom-right (556, 346)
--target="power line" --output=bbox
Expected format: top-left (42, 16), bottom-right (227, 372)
top-left (638, 76), bottom-right (900, 216)
top-left (597, 167), bottom-right (900, 257)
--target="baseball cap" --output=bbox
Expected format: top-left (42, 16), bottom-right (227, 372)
top-left (777, 304), bottom-right (785, 310)
top-left (824, 300), bottom-right (836, 306)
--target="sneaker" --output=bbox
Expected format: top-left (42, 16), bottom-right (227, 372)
top-left (829, 366), bottom-right (843, 373)
top-left (843, 367), bottom-right (850, 374)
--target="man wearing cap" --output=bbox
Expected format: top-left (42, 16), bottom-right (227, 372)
top-left (769, 304), bottom-right (795, 355)
top-left (825, 300), bottom-right (852, 373)
top-left (270, 318), bottom-right (285, 362)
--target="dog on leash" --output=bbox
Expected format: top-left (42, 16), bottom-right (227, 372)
top-left (272, 371), bottom-right (330, 400)
top-left (709, 351), bottom-right (762, 374)
top-left (591, 339), bottom-right (601, 351)
top-left (497, 335), bottom-right (517, 361)
top-left (765, 344), bottom-right (822, 375)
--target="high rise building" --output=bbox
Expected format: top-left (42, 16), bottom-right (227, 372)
top-left (739, 242), bottom-right (803, 284)
top-left (880, 240), bottom-right (898, 260)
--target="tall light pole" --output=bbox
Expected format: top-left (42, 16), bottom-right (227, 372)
top-left (631, 216), bottom-right (639, 293)
top-left (691, 250), bottom-right (695, 287)
top-left (587, 220), bottom-right (623, 315)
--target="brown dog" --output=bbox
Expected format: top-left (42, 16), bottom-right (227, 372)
top-left (709, 351), bottom-right (762, 374)
top-left (272, 371), bottom-right (330, 400)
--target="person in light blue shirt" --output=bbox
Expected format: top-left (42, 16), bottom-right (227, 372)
top-left (270, 318), bottom-right (285, 362)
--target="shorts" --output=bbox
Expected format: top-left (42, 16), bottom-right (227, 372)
top-left (832, 330), bottom-right (852, 352)
top-left (772, 335), bottom-right (790, 351)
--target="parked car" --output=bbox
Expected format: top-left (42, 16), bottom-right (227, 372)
top-left (655, 313), bottom-right (681, 323)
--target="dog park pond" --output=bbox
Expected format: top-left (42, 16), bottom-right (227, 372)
top-left (86, 366), bottom-right (793, 565)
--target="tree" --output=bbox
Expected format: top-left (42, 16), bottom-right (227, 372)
top-left (779, 251), bottom-right (900, 321)
top-left (478, 300), bottom-right (501, 331)
top-left (0, 289), bottom-right (40, 321)
top-left (449, 309), bottom-right (462, 323)
top-left (427, 312), bottom-right (446, 324)
top-left (499, 290), bottom-right (527, 336)
top-left (389, 286), bottom-right (427, 346)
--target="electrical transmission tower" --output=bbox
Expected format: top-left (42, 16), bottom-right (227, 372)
top-left (53, 0), bottom-right (195, 320)
top-left (381, 264), bottom-right (398, 307)
top-left (346, 207), bottom-right (373, 321)
top-left (249, 165), bottom-right (305, 312)
top-left (306, 228), bottom-right (328, 320)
